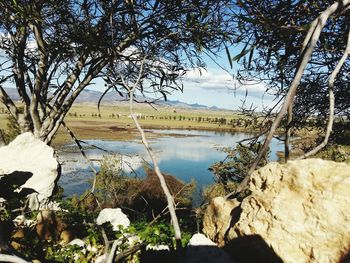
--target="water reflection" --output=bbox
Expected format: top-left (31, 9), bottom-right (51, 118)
top-left (58, 129), bottom-right (284, 203)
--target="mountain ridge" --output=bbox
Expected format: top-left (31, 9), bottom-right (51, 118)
top-left (3, 88), bottom-right (224, 110)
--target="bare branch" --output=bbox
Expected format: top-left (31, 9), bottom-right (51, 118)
top-left (30, 21), bottom-right (49, 134)
top-left (284, 104), bottom-right (293, 161)
top-left (115, 243), bottom-right (144, 262)
top-left (298, 27), bottom-right (350, 159)
top-left (0, 254), bottom-right (29, 263)
top-left (61, 121), bottom-right (99, 193)
top-left (247, 0), bottom-right (347, 176)
top-left (107, 240), bottom-right (119, 263)
top-left (122, 57), bottom-right (182, 242)
top-left (0, 86), bottom-right (18, 119)
top-left (43, 58), bottom-right (109, 143)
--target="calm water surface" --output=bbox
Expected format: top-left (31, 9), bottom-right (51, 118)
top-left (58, 129), bottom-right (283, 204)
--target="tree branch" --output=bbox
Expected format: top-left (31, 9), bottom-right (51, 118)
top-left (120, 56), bottom-right (182, 242)
top-left (0, 254), bottom-right (29, 263)
top-left (247, 0), bottom-right (347, 175)
top-left (228, 1), bottom-right (350, 197)
top-left (284, 104), bottom-right (293, 161)
top-left (30, 21), bottom-right (48, 135)
top-left (0, 85), bottom-right (18, 119)
top-left (297, 26), bottom-right (350, 159)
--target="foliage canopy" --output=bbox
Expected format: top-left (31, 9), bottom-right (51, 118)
top-left (0, 0), bottom-right (233, 144)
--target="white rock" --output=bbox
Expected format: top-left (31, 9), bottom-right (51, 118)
top-left (96, 208), bottom-right (130, 231)
top-left (68, 239), bottom-right (85, 247)
top-left (13, 215), bottom-right (35, 228)
top-left (126, 234), bottom-right (141, 246)
top-left (146, 244), bottom-right (170, 251)
top-left (0, 133), bottom-right (60, 209)
top-left (188, 233), bottom-right (217, 246)
top-left (184, 233), bottom-right (233, 263)
top-left (95, 254), bottom-right (107, 263)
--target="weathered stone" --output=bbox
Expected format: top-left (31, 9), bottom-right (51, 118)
top-left (60, 230), bottom-right (75, 245)
top-left (203, 159), bottom-right (350, 263)
top-left (96, 208), bottom-right (130, 231)
top-left (202, 197), bottom-right (240, 247)
top-left (0, 133), bottom-right (60, 209)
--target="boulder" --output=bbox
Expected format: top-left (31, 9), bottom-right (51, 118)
top-left (0, 133), bottom-right (60, 209)
top-left (202, 197), bottom-right (240, 247)
top-left (96, 208), bottom-right (130, 231)
top-left (203, 159), bottom-right (350, 263)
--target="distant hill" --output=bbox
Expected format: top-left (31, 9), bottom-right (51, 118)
top-left (3, 88), bottom-right (223, 110)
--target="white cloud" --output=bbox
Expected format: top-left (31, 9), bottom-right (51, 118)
top-left (182, 68), bottom-right (270, 99)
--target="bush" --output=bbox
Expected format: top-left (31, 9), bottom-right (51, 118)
top-left (202, 181), bottom-right (238, 201)
top-left (209, 143), bottom-right (269, 183)
top-left (0, 113), bottom-right (21, 144)
top-left (132, 166), bottom-right (195, 215)
top-left (93, 155), bottom-right (142, 208)
top-left (88, 156), bottom-right (195, 219)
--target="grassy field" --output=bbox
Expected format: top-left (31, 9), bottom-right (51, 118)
top-left (0, 102), bottom-right (256, 146)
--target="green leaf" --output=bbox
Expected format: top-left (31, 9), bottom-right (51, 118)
top-left (232, 46), bottom-right (254, 62)
top-left (225, 46), bottom-right (233, 69)
top-left (248, 47), bottom-right (254, 68)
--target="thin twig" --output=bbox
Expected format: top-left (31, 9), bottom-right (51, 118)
top-left (120, 56), bottom-right (182, 242)
top-left (115, 243), bottom-right (144, 262)
top-left (61, 121), bottom-right (99, 193)
top-left (247, 0), bottom-right (346, 175)
top-left (298, 27), bottom-right (350, 159)
top-left (107, 240), bottom-right (118, 263)
top-left (233, 0), bottom-right (348, 196)
top-left (284, 104), bottom-right (293, 161)
top-left (0, 254), bottom-right (29, 263)
top-left (149, 183), bottom-right (191, 225)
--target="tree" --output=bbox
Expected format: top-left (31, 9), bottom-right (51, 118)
top-left (0, 0), bottom-right (233, 144)
top-left (229, 0), bottom-right (350, 174)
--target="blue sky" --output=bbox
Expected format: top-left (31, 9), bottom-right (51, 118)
top-left (88, 50), bottom-right (277, 110)
top-left (156, 50), bottom-right (276, 110)
top-left (172, 64), bottom-right (275, 110)
top-left (0, 35), bottom-right (276, 111)
top-left (171, 51), bottom-right (276, 110)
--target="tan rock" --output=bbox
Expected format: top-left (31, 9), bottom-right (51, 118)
top-left (203, 159), bottom-right (350, 263)
top-left (11, 228), bottom-right (26, 250)
top-left (10, 241), bottom-right (22, 250)
top-left (60, 230), bottom-right (75, 245)
top-left (202, 196), bottom-right (240, 247)
top-left (12, 228), bottom-right (26, 239)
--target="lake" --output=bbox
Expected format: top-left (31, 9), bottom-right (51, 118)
top-left (57, 129), bottom-right (283, 205)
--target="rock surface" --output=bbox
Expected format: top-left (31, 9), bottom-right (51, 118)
top-left (96, 208), bottom-right (130, 231)
top-left (0, 133), bottom-right (60, 209)
top-left (203, 159), bottom-right (350, 263)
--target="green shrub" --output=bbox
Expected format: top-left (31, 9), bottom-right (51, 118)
top-left (1, 113), bottom-right (21, 144)
top-left (202, 181), bottom-right (238, 201)
top-left (93, 155), bottom-right (142, 208)
top-left (210, 143), bottom-right (269, 183)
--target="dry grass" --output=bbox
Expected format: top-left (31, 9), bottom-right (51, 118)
top-left (132, 166), bottom-right (195, 215)
top-left (0, 102), bottom-right (257, 146)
